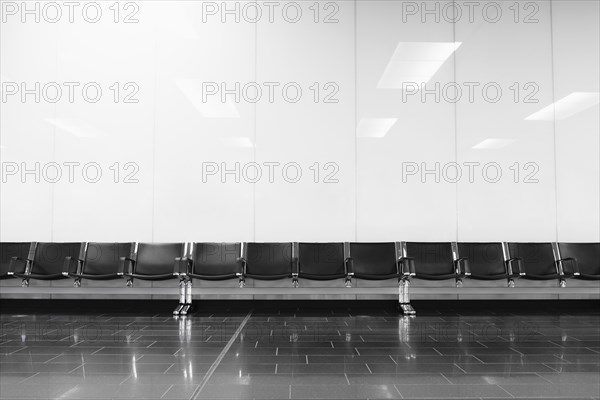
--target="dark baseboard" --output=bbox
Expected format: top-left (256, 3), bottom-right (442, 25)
top-left (1, 298), bottom-right (598, 315)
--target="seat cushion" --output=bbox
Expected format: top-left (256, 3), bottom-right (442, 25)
top-left (406, 242), bottom-right (454, 278)
top-left (0, 242), bottom-right (31, 277)
top-left (32, 242), bottom-right (82, 278)
top-left (191, 242), bottom-right (241, 279)
top-left (558, 243), bottom-right (600, 277)
top-left (298, 243), bottom-right (345, 279)
top-left (349, 242), bottom-right (398, 278)
top-left (508, 242), bottom-right (557, 277)
top-left (245, 243), bottom-right (293, 277)
top-left (83, 242), bottom-right (134, 277)
top-left (458, 242), bottom-right (506, 278)
top-left (135, 243), bottom-right (184, 278)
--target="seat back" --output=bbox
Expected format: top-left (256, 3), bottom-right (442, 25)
top-left (83, 242), bottom-right (134, 276)
top-left (558, 243), bottom-right (600, 276)
top-left (0, 242), bottom-right (32, 276)
top-left (135, 243), bottom-right (184, 276)
top-left (298, 243), bottom-right (345, 277)
top-left (192, 242), bottom-right (242, 277)
top-left (507, 242), bottom-right (557, 276)
top-left (32, 242), bottom-right (82, 276)
top-left (348, 242), bottom-right (398, 277)
top-left (405, 242), bottom-right (454, 276)
top-left (457, 242), bottom-right (506, 276)
top-left (245, 242), bottom-right (293, 277)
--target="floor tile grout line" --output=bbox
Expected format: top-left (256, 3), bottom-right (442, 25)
top-left (496, 383), bottom-right (516, 398)
top-left (453, 363), bottom-right (468, 374)
top-left (68, 364), bottom-right (82, 374)
top-left (440, 372), bottom-right (454, 385)
top-left (534, 372), bottom-right (555, 384)
top-left (542, 362), bottom-right (561, 372)
top-left (471, 355), bottom-right (485, 364)
top-left (9, 346), bottom-right (26, 355)
top-left (163, 363), bottom-right (175, 374)
top-left (16, 371), bottom-right (39, 384)
top-left (393, 384), bottom-right (404, 399)
top-left (44, 354), bottom-right (61, 364)
top-left (160, 384), bottom-right (174, 399)
top-left (188, 309), bottom-right (253, 400)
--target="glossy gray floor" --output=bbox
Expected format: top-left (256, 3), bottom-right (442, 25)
top-left (0, 300), bottom-right (599, 400)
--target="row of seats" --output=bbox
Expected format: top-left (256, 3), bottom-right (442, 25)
top-left (2, 241), bottom-right (598, 315)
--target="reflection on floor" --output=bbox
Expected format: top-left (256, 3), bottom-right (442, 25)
top-left (0, 300), bottom-right (599, 400)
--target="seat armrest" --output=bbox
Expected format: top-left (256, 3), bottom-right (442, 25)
top-left (174, 257), bottom-right (191, 276)
top-left (506, 257), bottom-right (525, 277)
top-left (454, 257), bottom-right (470, 277)
top-left (398, 257), bottom-right (415, 276)
top-left (8, 256), bottom-right (31, 275)
top-left (292, 256), bottom-right (299, 275)
top-left (557, 257), bottom-right (579, 276)
top-left (345, 257), bottom-right (354, 275)
top-left (237, 257), bottom-right (247, 275)
top-left (118, 257), bottom-right (135, 276)
top-left (62, 256), bottom-right (84, 276)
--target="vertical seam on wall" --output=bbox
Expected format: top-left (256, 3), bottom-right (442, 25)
top-left (151, 37), bottom-right (158, 242)
top-left (51, 25), bottom-right (58, 242)
top-left (452, 0), bottom-right (458, 242)
top-left (254, 7), bottom-right (257, 242)
top-left (549, 2), bottom-right (559, 242)
top-left (354, 0), bottom-right (358, 241)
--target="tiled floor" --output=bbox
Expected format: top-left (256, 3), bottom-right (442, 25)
top-left (0, 300), bottom-right (599, 400)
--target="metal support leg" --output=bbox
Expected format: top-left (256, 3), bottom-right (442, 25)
top-left (398, 278), bottom-right (404, 306)
top-left (401, 279), bottom-right (416, 315)
top-left (186, 280), bottom-right (193, 304)
top-left (180, 280), bottom-right (193, 315)
top-left (345, 276), bottom-right (352, 288)
top-left (559, 278), bottom-right (566, 288)
top-left (173, 279), bottom-right (185, 315)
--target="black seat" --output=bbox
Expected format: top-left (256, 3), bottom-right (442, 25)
top-left (1, 242), bottom-right (32, 279)
top-left (506, 242), bottom-right (561, 280)
top-left (347, 242), bottom-right (400, 280)
top-left (120, 243), bottom-right (185, 282)
top-left (242, 242), bottom-right (295, 280)
top-left (403, 242), bottom-right (467, 281)
top-left (297, 243), bottom-right (346, 280)
top-left (184, 242), bottom-right (243, 280)
top-left (64, 242), bottom-right (134, 283)
top-left (9, 242), bottom-right (82, 282)
top-left (557, 243), bottom-right (600, 280)
top-left (457, 242), bottom-right (514, 280)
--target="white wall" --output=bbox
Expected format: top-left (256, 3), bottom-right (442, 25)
top-left (553, 1), bottom-right (600, 242)
top-left (1, 1), bottom-right (598, 243)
